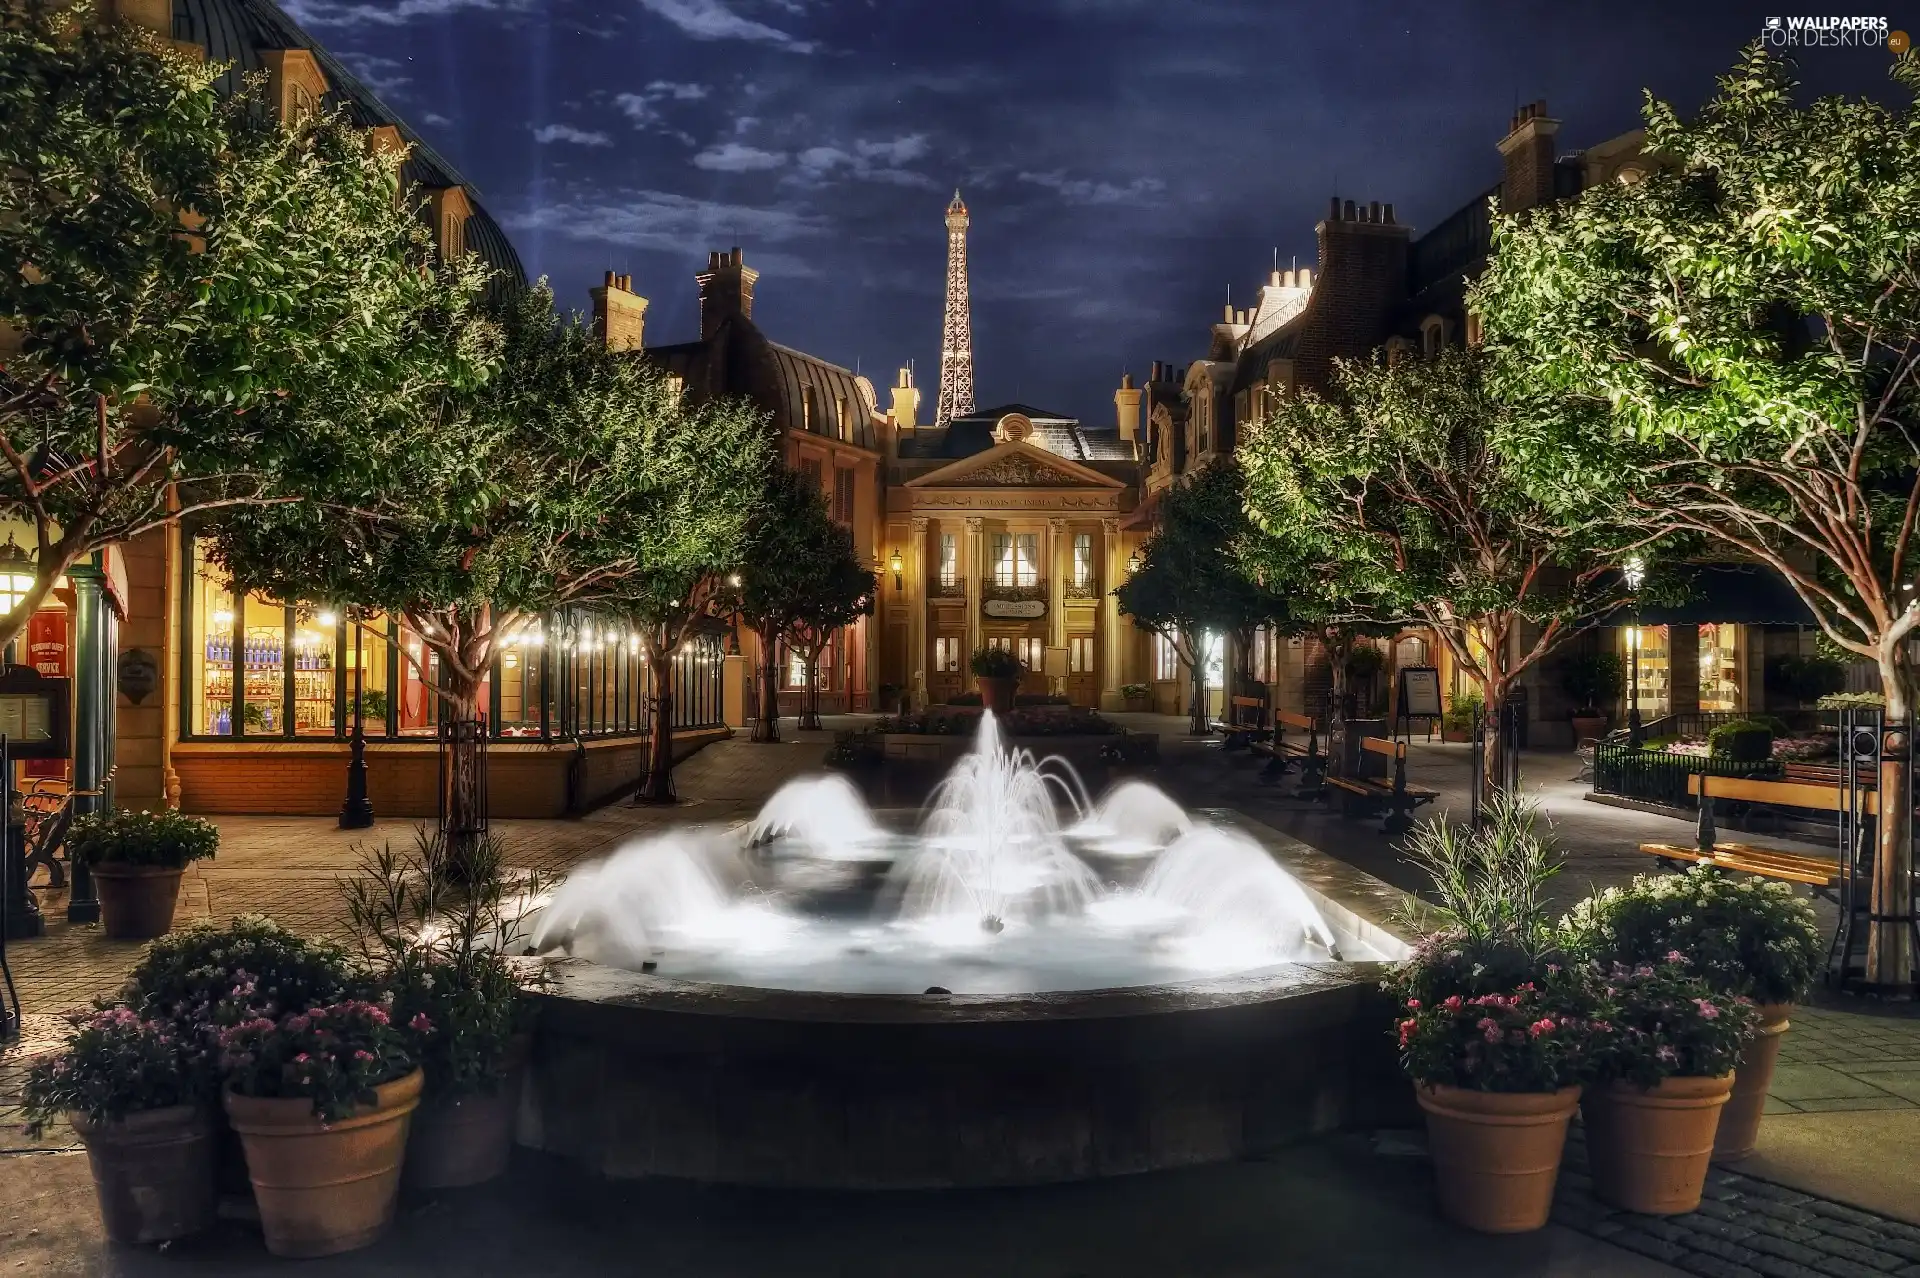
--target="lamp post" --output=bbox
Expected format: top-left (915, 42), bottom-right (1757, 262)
top-left (0, 537), bottom-right (34, 668)
top-left (339, 612), bottom-right (373, 829)
top-left (888, 549), bottom-right (904, 591)
top-left (1624, 555), bottom-right (1646, 748)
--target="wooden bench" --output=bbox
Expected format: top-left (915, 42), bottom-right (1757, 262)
top-left (1635, 773), bottom-right (1865, 902)
top-left (1209, 695), bottom-right (1269, 752)
top-left (1781, 761), bottom-right (1870, 789)
top-left (1326, 736), bottom-right (1439, 836)
top-left (1252, 709), bottom-right (1325, 795)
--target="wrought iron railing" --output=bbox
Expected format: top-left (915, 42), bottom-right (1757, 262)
top-left (931, 578), bottom-right (967, 598)
top-left (1638, 709), bottom-right (1824, 741)
top-left (1591, 741), bottom-right (1781, 808)
top-left (1064, 580), bottom-right (1099, 600)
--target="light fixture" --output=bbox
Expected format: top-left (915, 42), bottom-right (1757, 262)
top-left (212, 608), bottom-right (234, 626)
top-left (1126, 550), bottom-right (1142, 575)
top-left (889, 548), bottom-right (904, 589)
top-left (1623, 555), bottom-right (1646, 592)
top-left (727, 572), bottom-right (742, 588)
top-left (317, 611), bottom-right (338, 627)
top-left (0, 536), bottom-right (33, 616)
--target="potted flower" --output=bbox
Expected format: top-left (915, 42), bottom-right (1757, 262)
top-left (1392, 795), bottom-right (1591, 1233)
top-left (1563, 866), bottom-right (1822, 1161)
top-left (1578, 959), bottom-right (1756, 1214)
top-left (342, 830), bottom-right (541, 1191)
top-left (70, 809), bottom-right (219, 939)
top-left (1559, 650), bottom-right (1623, 745)
top-left (1440, 690), bottom-right (1483, 744)
top-left (219, 998), bottom-right (422, 1258)
top-left (969, 645), bottom-right (1024, 714)
top-left (1121, 682), bottom-right (1151, 711)
top-left (21, 1008), bottom-right (217, 1245)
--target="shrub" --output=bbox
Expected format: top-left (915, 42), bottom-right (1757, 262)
top-left (1766, 654), bottom-right (1847, 706)
top-left (20, 1008), bottom-right (202, 1137)
top-left (1561, 865), bottom-right (1824, 1005)
top-left (1344, 645), bottom-right (1385, 679)
top-left (219, 998), bottom-right (416, 1121)
top-left (1818, 690), bottom-right (1884, 710)
top-left (1559, 650), bottom-right (1625, 715)
top-left (1121, 682), bottom-right (1150, 700)
top-left (68, 809), bottom-right (218, 870)
top-left (1396, 975), bottom-right (1595, 1092)
top-left (969, 646), bottom-right (1024, 679)
top-left (1585, 960), bottom-right (1756, 1088)
top-left (1705, 719), bottom-right (1775, 762)
top-left (1441, 689), bottom-right (1484, 733)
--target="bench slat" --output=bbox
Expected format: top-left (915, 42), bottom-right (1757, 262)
top-left (1275, 711), bottom-right (1316, 731)
top-left (1359, 736), bottom-right (1404, 759)
top-left (1712, 854), bottom-right (1835, 887)
top-left (1687, 773), bottom-right (1878, 814)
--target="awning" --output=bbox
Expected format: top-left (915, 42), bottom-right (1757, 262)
top-left (1638, 564), bottom-right (1816, 626)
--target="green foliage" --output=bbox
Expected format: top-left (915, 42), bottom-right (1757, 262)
top-left (969, 646), bottom-right (1024, 678)
top-left (1585, 961), bottom-right (1756, 1088)
top-left (1473, 44), bottom-right (1920, 706)
top-left (68, 809), bottom-right (218, 870)
top-left (1560, 650), bottom-right (1625, 715)
top-left (0, 2), bottom-right (492, 652)
top-left (1344, 644), bottom-right (1385, 679)
top-left (1767, 654), bottom-right (1847, 706)
top-left (1120, 682), bottom-right (1150, 700)
top-left (21, 1008), bottom-right (201, 1136)
top-left (1441, 689), bottom-right (1484, 733)
top-left (1563, 866), bottom-right (1826, 1005)
top-left (1117, 458), bottom-right (1289, 649)
top-left (218, 997), bottom-right (416, 1121)
top-left (1241, 346), bottom-right (1634, 707)
top-left (739, 468), bottom-right (876, 700)
top-left (1706, 719), bottom-right (1777, 761)
top-left (1819, 691), bottom-right (1884, 710)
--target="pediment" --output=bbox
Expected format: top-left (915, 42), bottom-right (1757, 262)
top-left (906, 440), bottom-right (1125, 490)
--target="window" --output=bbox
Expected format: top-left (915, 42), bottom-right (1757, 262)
top-left (934, 636), bottom-right (962, 673)
top-left (1234, 390), bottom-right (1251, 430)
top-left (1421, 316), bottom-right (1447, 356)
top-left (1196, 398), bottom-right (1210, 455)
top-left (802, 385), bottom-right (818, 432)
top-left (800, 456), bottom-right (824, 490)
top-left (1016, 637), bottom-right (1044, 671)
top-left (836, 396), bottom-right (849, 442)
top-left (832, 467), bottom-right (854, 525)
top-left (440, 213), bottom-right (466, 261)
top-left (990, 532), bottom-right (1038, 587)
top-left (938, 533), bottom-right (958, 587)
top-left (1203, 632), bottom-right (1225, 690)
top-left (1072, 533), bottom-right (1093, 588)
top-left (1700, 623), bottom-right (1740, 712)
top-left (1252, 625), bottom-right (1271, 683)
top-left (1154, 633), bottom-right (1179, 681)
top-left (1069, 635), bottom-right (1093, 673)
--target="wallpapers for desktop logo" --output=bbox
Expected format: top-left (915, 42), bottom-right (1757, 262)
top-left (1761, 15), bottom-right (1906, 50)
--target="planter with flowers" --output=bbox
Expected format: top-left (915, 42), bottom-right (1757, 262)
top-left (21, 1008), bottom-right (217, 1245)
top-left (1564, 866), bottom-right (1822, 1161)
top-left (970, 645), bottom-right (1025, 714)
top-left (1392, 794), bottom-right (1591, 1233)
top-left (70, 809), bottom-right (219, 939)
top-left (1578, 960), bottom-right (1756, 1214)
top-left (1121, 682), bottom-right (1151, 711)
top-left (219, 999), bottom-right (421, 1257)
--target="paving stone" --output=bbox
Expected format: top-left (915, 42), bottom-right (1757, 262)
top-left (1683, 1234), bottom-right (1763, 1263)
top-left (1821, 1225), bottom-right (1920, 1263)
top-left (1768, 1065), bottom-right (1900, 1103)
top-left (1613, 1229), bottom-right (1690, 1265)
top-left (1749, 1260), bottom-right (1832, 1278)
top-left (1809, 1255), bottom-right (1903, 1278)
top-left (1693, 1198), bottom-right (1759, 1223)
top-left (1804, 1234), bottom-right (1910, 1273)
top-left (1637, 1217), bottom-right (1706, 1244)
top-left (1747, 1235), bottom-right (1832, 1266)
top-left (1677, 1255), bottom-right (1764, 1278)
top-left (1810, 1202), bottom-right (1903, 1230)
top-left (1748, 1217), bottom-right (1826, 1244)
top-left (1789, 1097), bottom-right (1918, 1113)
top-left (1728, 1178), bottom-right (1817, 1207)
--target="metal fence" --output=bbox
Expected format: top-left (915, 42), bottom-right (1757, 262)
top-left (1591, 741), bottom-right (1780, 808)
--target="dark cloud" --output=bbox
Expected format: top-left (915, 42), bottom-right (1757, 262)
top-left (308, 0), bottom-right (1898, 420)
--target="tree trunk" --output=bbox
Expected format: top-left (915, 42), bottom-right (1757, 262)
top-left (638, 652), bottom-right (677, 804)
top-left (439, 666), bottom-right (486, 884)
top-left (800, 656), bottom-right (822, 730)
top-left (1479, 674), bottom-right (1513, 807)
top-left (1187, 631), bottom-right (1208, 736)
top-left (752, 639), bottom-right (781, 743)
top-left (1871, 647), bottom-right (1915, 990)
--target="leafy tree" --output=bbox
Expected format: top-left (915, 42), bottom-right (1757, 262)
top-left (1116, 459), bottom-right (1287, 735)
top-left (0, 2), bottom-right (485, 653)
top-left (1241, 347), bottom-right (1634, 793)
top-left (737, 470), bottom-right (876, 740)
top-left (1472, 44), bottom-right (1920, 983)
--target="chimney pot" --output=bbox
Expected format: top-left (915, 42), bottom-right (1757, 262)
top-left (1343, 200), bottom-right (1357, 221)
top-left (1329, 196), bottom-right (1341, 220)
top-left (1223, 303), bottom-right (1234, 322)
top-left (1383, 203), bottom-right (1395, 225)
top-left (1368, 200), bottom-right (1380, 222)
top-left (1299, 266), bottom-right (1312, 288)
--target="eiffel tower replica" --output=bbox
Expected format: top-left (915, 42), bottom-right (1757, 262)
top-left (934, 190), bottom-right (974, 429)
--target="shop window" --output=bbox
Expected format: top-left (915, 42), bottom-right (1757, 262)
top-left (934, 636), bottom-right (961, 672)
top-left (493, 618), bottom-right (545, 737)
top-left (1700, 623), bottom-right (1741, 712)
top-left (1068, 635), bottom-right (1093, 673)
top-left (342, 612), bottom-right (392, 737)
top-left (1072, 534), bottom-right (1093, 588)
top-left (1625, 624), bottom-right (1671, 719)
top-left (1203, 631), bottom-right (1225, 690)
top-left (1154, 633), bottom-right (1178, 682)
top-left (938, 533), bottom-right (958, 587)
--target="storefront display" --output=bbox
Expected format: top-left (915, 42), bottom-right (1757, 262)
top-left (1699, 622), bottom-right (1741, 711)
top-left (1625, 624), bottom-right (1671, 719)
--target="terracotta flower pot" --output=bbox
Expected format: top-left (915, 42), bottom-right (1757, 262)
top-left (977, 676), bottom-right (1018, 715)
top-left (1583, 1073), bottom-right (1735, 1215)
top-left (88, 863), bottom-right (185, 940)
top-left (1570, 714), bottom-right (1609, 744)
top-left (404, 1039), bottom-right (529, 1190)
top-left (1441, 728), bottom-right (1472, 743)
top-left (1417, 1084), bottom-right (1582, 1233)
top-left (1715, 1003), bottom-right (1791, 1162)
top-left (225, 1069), bottom-right (424, 1258)
top-left (70, 1104), bottom-right (218, 1245)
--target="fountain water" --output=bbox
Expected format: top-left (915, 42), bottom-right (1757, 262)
top-left (526, 711), bottom-right (1356, 994)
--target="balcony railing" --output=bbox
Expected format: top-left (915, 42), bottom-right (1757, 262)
top-left (1064, 580), bottom-right (1099, 600)
top-left (931, 578), bottom-right (967, 598)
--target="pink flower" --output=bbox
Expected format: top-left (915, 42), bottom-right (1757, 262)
top-left (1656, 1045), bottom-right (1679, 1064)
top-left (1666, 950), bottom-right (1687, 964)
top-left (1528, 1018), bottom-right (1557, 1038)
top-left (285, 1015), bottom-right (309, 1034)
top-left (1694, 999), bottom-right (1720, 1020)
top-left (1477, 1017), bottom-right (1501, 1043)
top-left (1441, 995), bottom-right (1463, 1013)
top-left (1404, 999), bottom-right (1420, 1011)
top-left (1397, 1018), bottom-right (1416, 1047)
top-left (294, 1052), bottom-right (310, 1063)
top-left (409, 1012), bottom-right (434, 1033)
top-left (353, 1049), bottom-right (374, 1062)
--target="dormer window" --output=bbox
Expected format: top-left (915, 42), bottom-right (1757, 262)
top-left (440, 212), bottom-right (466, 261)
top-left (1420, 316), bottom-right (1448, 356)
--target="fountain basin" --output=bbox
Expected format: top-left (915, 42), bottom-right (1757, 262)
top-left (519, 815), bottom-right (1418, 1189)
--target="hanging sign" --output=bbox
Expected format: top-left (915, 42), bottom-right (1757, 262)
top-left (983, 598), bottom-right (1046, 619)
top-left (27, 610), bottom-right (67, 677)
top-left (1398, 665), bottom-right (1443, 719)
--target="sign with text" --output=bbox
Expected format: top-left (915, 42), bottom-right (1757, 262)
top-left (0, 666), bottom-right (69, 759)
top-left (982, 598), bottom-right (1046, 619)
top-left (1398, 666), bottom-right (1443, 720)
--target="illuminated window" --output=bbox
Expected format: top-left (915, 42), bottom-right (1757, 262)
top-left (1154, 633), bottom-right (1178, 681)
top-left (1072, 533), bottom-right (1093, 587)
top-left (1069, 635), bottom-right (1093, 673)
top-left (1252, 625), bottom-right (1270, 683)
top-left (1016, 637), bottom-right (1043, 671)
top-left (836, 396), bottom-right (849, 441)
top-left (934, 636), bottom-right (961, 672)
top-left (990, 532), bottom-right (1038, 587)
top-left (938, 533), bottom-right (958, 587)
top-left (1203, 631), bottom-right (1225, 690)
top-left (440, 212), bottom-right (466, 261)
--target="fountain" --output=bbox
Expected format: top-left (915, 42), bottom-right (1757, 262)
top-left (521, 713), bottom-right (1417, 1188)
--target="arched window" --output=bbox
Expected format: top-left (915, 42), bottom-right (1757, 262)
top-left (1420, 316), bottom-right (1447, 356)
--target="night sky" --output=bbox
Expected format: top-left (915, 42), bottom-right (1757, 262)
top-left (283, 0), bottom-right (1895, 424)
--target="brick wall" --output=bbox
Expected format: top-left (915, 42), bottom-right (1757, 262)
top-left (1293, 201), bottom-right (1411, 395)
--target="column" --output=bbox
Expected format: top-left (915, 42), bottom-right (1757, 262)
top-left (963, 516), bottom-right (983, 661)
top-left (1047, 518), bottom-right (1068, 650)
top-left (68, 556), bottom-right (115, 923)
top-left (908, 516), bottom-right (928, 710)
top-left (1099, 518), bottom-right (1124, 710)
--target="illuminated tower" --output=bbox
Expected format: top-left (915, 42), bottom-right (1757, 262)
top-left (935, 189), bottom-right (974, 428)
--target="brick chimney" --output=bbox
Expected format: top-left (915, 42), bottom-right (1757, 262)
top-left (589, 271), bottom-right (648, 352)
top-left (1497, 100), bottom-right (1560, 214)
top-left (1291, 196), bottom-right (1411, 394)
top-left (696, 246), bottom-right (758, 341)
top-left (1114, 371), bottom-right (1142, 448)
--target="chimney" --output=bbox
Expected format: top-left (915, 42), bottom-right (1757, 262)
top-left (1114, 372), bottom-right (1142, 449)
top-left (1497, 99), bottom-right (1560, 214)
top-left (1295, 193), bottom-right (1412, 394)
top-left (590, 269), bottom-right (649, 352)
top-left (890, 365), bottom-right (920, 433)
top-left (695, 246), bottom-right (758, 341)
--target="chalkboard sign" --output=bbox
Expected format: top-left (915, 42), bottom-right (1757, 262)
top-left (1398, 666), bottom-right (1443, 720)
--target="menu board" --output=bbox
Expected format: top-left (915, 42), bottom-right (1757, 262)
top-left (0, 693), bottom-right (51, 741)
top-left (1398, 666), bottom-right (1444, 720)
top-left (0, 667), bottom-right (70, 758)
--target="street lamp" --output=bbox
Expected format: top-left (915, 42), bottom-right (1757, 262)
top-left (888, 549), bottom-right (904, 590)
top-left (1624, 555), bottom-right (1646, 748)
top-left (1126, 550), bottom-right (1142, 575)
top-left (339, 610), bottom-right (373, 829)
top-left (0, 536), bottom-right (36, 668)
